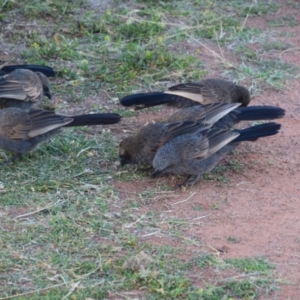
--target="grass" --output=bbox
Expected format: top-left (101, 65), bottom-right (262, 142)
top-left (0, 0), bottom-right (298, 298)
top-left (269, 15), bottom-right (300, 28)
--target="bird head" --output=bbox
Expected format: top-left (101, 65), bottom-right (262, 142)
top-left (36, 72), bottom-right (52, 99)
top-left (237, 85), bottom-right (250, 107)
top-left (151, 169), bottom-right (164, 178)
top-left (152, 146), bottom-right (173, 178)
top-left (119, 139), bottom-right (133, 166)
top-left (119, 155), bottom-right (131, 167)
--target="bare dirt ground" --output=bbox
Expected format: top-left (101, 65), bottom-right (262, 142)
top-left (112, 6), bottom-right (300, 300)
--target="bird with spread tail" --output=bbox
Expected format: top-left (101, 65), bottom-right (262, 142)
top-left (0, 107), bottom-right (121, 161)
top-left (120, 78), bottom-right (251, 109)
top-left (152, 122), bottom-right (282, 187)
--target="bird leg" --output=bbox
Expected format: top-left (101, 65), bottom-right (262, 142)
top-left (177, 173), bottom-right (203, 188)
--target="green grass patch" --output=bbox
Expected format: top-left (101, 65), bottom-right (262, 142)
top-left (225, 256), bottom-right (275, 273)
top-left (224, 59), bottom-right (298, 90)
top-left (269, 15), bottom-right (300, 28)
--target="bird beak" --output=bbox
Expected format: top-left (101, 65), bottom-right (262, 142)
top-left (151, 170), bottom-right (163, 178)
top-left (120, 158), bottom-right (128, 167)
top-left (44, 91), bottom-right (52, 99)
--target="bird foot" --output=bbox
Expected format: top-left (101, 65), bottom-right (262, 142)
top-left (176, 174), bottom-right (202, 188)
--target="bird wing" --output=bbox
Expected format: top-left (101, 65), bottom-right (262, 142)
top-left (201, 102), bottom-right (241, 125)
top-left (165, 82), bottom-right (206, 104)
top-left (212, 113), bottom-right (239, 129)
top-left (153, 121), bottom-right (209, 157)
top-left (0, 72), bottom-right (42, 101)
top-left (166, 81), bottom-right (233, 104)
top-left (28, 110), bottom-right (73, 137)
top-left (182, 133), bottom-right (210, 160)
top-left (154, 132), bottom-right (210, 164)
top-left (164, 121), bottom-right (208, 144)
top-left (167, 106), bottom-right (207, 122)
top-left (138, 121), bottom-right (207, 157)
top-left (177, 128), bottom-right (238, 163)
top-left (205, 127), bottom-right (240, 156)
top-left (168, 103), bottom-right (241, 124)
top-left (0, 75), bottom-right (29, 100)
top-left (0, 109), bottom-right (73, 140)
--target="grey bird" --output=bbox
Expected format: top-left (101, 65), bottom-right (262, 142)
top-left (0, 107), bottom-right (121, 160)
top-left (119, 121), bottom-right (210, 166)
top-left (120, 78), bottom-right (251, 109)
top-left (0, 69), bottom-right (52, 109)
top-left (152, 122), bottom-right (282, 186)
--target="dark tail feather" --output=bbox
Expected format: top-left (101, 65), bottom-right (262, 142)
top-left (120, 92), bottom-right (176, 108)
top-left (64, 113), bottom-right (121, 127)
top-left (233, 122), bottom-right (281, 143)
top-left (236, 106), bottom-right (285, 121)
top-left (2, 65), bottom-right (56, 77)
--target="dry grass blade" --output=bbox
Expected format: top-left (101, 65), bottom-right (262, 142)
top-left (14, 200), bottom-right (64, 219)
top-left (0, 283), bottom-right (67, 300)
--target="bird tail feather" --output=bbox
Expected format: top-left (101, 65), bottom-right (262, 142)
top-left (233, 122), bottom-right (281, 143)
top-left (120, 92), bottom-right (182, 109)
top-left (1, 64), bottom-right (56, 77)
top-left (236, 106), bottom-right (285, 121)
top-left (64, 113), bottom-right (121, 127)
